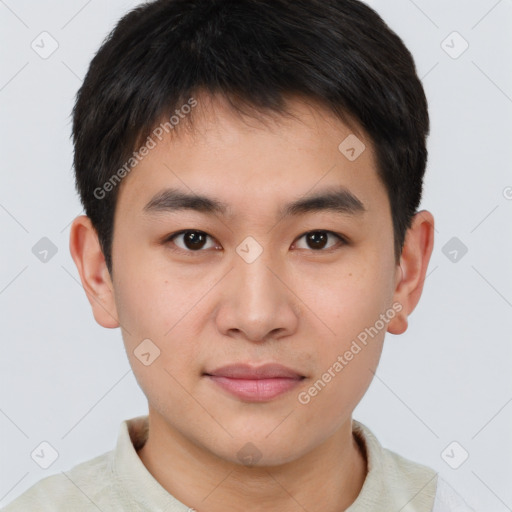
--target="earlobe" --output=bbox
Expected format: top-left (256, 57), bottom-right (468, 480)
top-left (387, 210), bottom-right (435, 335)
top-left (69, 215), bottom-right (120, 329)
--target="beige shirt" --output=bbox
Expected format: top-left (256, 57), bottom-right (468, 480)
top-left (1, 415), bottom-right (474, 511)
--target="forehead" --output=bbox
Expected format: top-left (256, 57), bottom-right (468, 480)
top-left (115, 94), bottom-right (387, 221)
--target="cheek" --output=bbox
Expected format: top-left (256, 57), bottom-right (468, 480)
top-left (115, 278), bottom-right (195, 347)
top-left (113, 243), bottom-right (188, 336)
top-left (296, 338), bottom-right (383, 441)
top-left (113, 273), bottom-right (205, 417)
top-left (294, 254), bottom-right (391, 406)
top-left (113, 264), bottom-right (220, 389)
top-left (296, 252), bottom-right (393, 346)
top-left (297, 303), bottom-right (387, 434)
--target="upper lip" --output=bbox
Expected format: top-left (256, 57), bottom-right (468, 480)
top-left (205, 363), bottom-right (304, 380)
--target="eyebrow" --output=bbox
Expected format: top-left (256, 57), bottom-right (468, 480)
top-left (143, 186), bottom-right (366, 219)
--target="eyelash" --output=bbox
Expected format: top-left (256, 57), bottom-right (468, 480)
top-left (163, 229), bottom-right (349, 255)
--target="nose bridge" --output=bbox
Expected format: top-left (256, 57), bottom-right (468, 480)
top-left (233, 242), bottom-right (283, 309)
top-left (215, 240), bottom-right (298, 341)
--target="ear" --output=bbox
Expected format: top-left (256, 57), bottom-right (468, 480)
top-left (69, 215), bottom-right (120, 328)
top-left (387, 210), bottom-right (435, 335)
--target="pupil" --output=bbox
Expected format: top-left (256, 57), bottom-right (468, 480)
top-left (185, 231), bottom-right (205, 250)
top-left (308, 232), bottom-right (327, 250)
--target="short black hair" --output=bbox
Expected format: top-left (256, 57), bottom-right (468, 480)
top-left (72, 0), bottom-right (429, 275)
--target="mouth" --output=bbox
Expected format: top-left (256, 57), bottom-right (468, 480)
top-left (204, 363), bottom-right (306, 402)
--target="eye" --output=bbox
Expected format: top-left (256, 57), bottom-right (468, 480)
top-left (166, 230), bottom-right (219, 252)
top-left (164, 229), bottom-right (348, 254)
top-left (293, 230), bottom-right (347, 251)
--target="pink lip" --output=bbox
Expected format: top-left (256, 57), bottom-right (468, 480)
top-left (205, 364), bottom-right (305, 402)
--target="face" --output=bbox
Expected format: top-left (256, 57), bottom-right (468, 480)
top-left (101, 95), bottom-right (402, 465)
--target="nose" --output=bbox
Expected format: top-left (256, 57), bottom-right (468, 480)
top-left (214, 248), bottom-right (300, 343)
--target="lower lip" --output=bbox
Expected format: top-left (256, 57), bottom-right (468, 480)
top-left (206, 376), bottom-right (303, 402)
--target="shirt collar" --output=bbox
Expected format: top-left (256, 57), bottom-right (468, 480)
top-left (347, 419), bottom-right (437, 511)
top-left (112, 415), bottom-right (189, 511)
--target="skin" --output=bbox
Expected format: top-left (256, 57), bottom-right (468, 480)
top-left (70, 93), bottom-right (434, 512)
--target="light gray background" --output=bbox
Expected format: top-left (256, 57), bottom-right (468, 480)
top-left (1, 0), bottom-right (511, 510)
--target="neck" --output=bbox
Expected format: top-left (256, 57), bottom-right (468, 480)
top-left (137, 411), bottom-right (367, 512)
